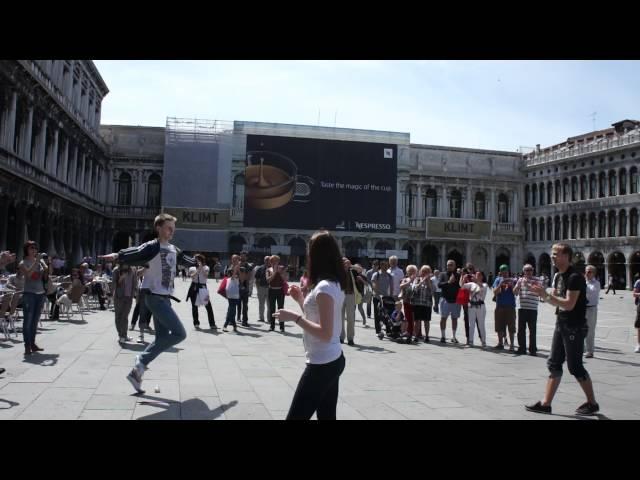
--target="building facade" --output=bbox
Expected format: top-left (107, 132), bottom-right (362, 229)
top-left (1, 59), bottom-right (639, 286)
top-left (522, 119), bottom-right (640, 288)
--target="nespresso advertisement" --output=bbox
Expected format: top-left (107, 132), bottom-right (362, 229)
top-left (243, 135), bottom-right (397, 232)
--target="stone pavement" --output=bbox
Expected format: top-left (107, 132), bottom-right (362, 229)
top-left (0, 279), bottom-right (638, 420)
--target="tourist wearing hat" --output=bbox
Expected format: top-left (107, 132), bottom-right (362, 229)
top-left (492, 264), bottom-right (517, 351)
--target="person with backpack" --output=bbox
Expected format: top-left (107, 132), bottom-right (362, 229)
top-left (372, 260), bottom-right (392, 336)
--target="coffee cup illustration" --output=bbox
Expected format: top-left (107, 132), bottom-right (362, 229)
top-left (244, 150), bottom-right (315, 210)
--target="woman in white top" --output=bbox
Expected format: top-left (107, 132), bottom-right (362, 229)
top-left (186, 254), bottom-right (217, 330)
top-left (273, 231), bottom-right (347, 420)
top-left (461, 271), bottom-right (489, 347)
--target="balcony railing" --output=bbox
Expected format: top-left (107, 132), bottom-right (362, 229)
top-left (106, 206), bottom-right (158, 218)
top-left (524, 131), bottom-right (640, 166)
top-left (493, 222), bottom-right (520, 234)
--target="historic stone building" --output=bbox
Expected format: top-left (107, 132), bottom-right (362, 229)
top-left (2, 59), bottom-right (639, 286)
top-left (522, 119), bottom-right (640, 288)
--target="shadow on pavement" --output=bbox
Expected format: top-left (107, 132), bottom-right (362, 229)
top-left (22, 352), bottom-right (59, 366)
top-left (120, 343), bottom-right (182, 353)
top-left (0, 398), bottom-right (20, 409)
top-left (135, 395), bottom-right (238, 420)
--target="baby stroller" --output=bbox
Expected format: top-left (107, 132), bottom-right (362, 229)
top-left (376, 295), bottom-right (401, 340)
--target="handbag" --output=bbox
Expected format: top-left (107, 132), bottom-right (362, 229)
top-left (455, 287), bottom-right (470, 305)
top-left (195, 286), bottom-right (210, 306)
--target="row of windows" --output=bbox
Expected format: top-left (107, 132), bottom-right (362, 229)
top-left (525, 167), bottom-right (639, 207)
top-left (524, 209), bottom-right (639, 242)
top-left (404, 189), bottom-right (511, 222)
top-left (116, 172), bottom-right (162, 207)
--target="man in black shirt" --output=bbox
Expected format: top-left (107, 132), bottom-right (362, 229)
top-left (526, 243), bottom-right (600, 416)
top-left (438, 260), bottom-right (462, 343)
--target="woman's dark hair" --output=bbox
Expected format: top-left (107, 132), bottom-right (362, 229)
top-left (23, 240), bottom-right (37, 257)
top-left (477, 271), bottom-right (486, 283)
top-left (306, 231), bottom-right (347, 290)
top-left (194, 254), bottom-right (206, 264)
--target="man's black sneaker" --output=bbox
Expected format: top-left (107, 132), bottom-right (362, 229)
top-left (348, 340), bottom-right (355, 346)
top-left (440, 337), bottom-right (446, 343)
top-left (575, 402), bottom-right (600, 416)
top-left (494, 344), bottom-right (505, 350)
top-left (516, 349), bottom-right (527, 355)
top-left (525, 401), bottom-right (552, 414)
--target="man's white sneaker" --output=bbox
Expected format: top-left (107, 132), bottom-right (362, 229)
top-left (126, 368), bottom-right (144, 394)
top-left (634, 345), bottom-right (640, 353)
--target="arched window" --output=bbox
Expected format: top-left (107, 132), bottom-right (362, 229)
top-left (562, 215), bottom-right (569, 239)
top-left (554, 180), bottom-right (561, 203)
top-left (571, 177), bottom-right (578, 201)
top-left (539, 183), bottom-right (545, 206)
top-left (599, 172), bottom-right (607, 198)
top-left (531, 218), bottom-right (537, 241)
top-left (589, 213), bottom-right (597, 238)
top-left (547, 181), bottom-right (553, 205)
top-left (580, 175), bottom-right (587, 200)
top-left (619, 168), bottom-right (627, 195)
top-left (405, 185), bottom-right (415, 218)
top-left (631, 208), bottom-right (638, 236)
top-left (598, 212), bottom-right (606, 238)
top-left (426, 188), bottom-right (438, 217)
top-left (474, 191), bottom-right (485, 219)
top-left (531, 184), bottom-right (538, 207)
top-left (609, 170), bottom-right (617, 196)
top-left (524, 185), bottom-right (530, 208)
top-left (554, 216), bottom-right (560, 240)
top-left (571, 214), bottom-right (577, 239)
top-left (498, 193), bottom-right (509, 223)
top-left (589, 174), bottom-right (597, 199)
top-left (539, 217), bottom-right (545, 241)
top-left (580, 214), bottom-right (587, 239)
top-left (631, 167), bottom-right (639, 194)
top-left (146, 173), bottom-right (162, 207)
top-left (450, 189), bottom-right (462, 218)
top-left (524, 219), bottom-right (529, 242)
top-left (608, 210), bottom-right (616, 237)
top-left (562, 178), bottom-right (569, 203)
top-left (117, 172), bottom-right (132, 206)
top-left (619, 210), bottom-right (627, 236)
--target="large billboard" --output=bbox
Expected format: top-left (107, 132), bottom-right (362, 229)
top-left (243, 134), bottom-right (397, 232)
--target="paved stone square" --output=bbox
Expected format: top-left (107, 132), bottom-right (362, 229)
top-left (1, 279), bottom-right (638, 420)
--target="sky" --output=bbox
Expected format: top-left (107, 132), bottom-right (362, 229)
top-left (93, 60), bottom-right (640, 153)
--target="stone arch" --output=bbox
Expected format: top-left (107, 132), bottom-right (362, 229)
top-left (587, 251), bottom-right (605, 287)
top-left (229, 234), bottom-right (247, 254)
top-left (421, 244), bottom-right (439, 270)
top-left (538, 253), bottom-right (552, 278)
top-left (495, 247), bottom-right (511, 274)
top-left (607, 251), bottom-right (626, 289)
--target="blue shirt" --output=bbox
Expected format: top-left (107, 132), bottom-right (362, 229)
top-left (493, 277), bottom-right (516, 307)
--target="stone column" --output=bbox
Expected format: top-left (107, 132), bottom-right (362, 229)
top-left (65, 61), bottom-right (74, 98)
top-left (51, 128), bottom-right (59, 177)
top-left (69, 145), bottom-right (78, 185)
top-left (78, 153), bottom-right (86, 191)
top-left (31, 208), bottom-right (42, 246)
top-left (138, 171), bottom-right (147, 206)
top-left (6, 91), bottom-right (17, 152)
top-left (490, 188), bottom-right (496, 224)
top-left (489, 243), bottom-right (496, 276)
top-left (15, 204), bottom-right (26, 261)
top-left (466, 186), bottom-right (474, 219)
top-left (441, 186), bottom-right (448, 217)
top-left (85, 158), bottom-right (92, 193)
top-left (61, 137), bottom-right (69, 181)
top-left (512, 189), bottom-right (519, 225)
top-left (38, 118), bottom-right (47, 170)
top-left (465, 242), bottom-right (471, 267)
top-left (0, 199), bottom-right (8, 251)
top-left (440, 243), bottom-right (446, 266)
top-left (396, 180), bottom-right (405, 225)
top-left (23, 106), bottom-right (33, 161)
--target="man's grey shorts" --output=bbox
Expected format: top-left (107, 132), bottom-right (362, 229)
top-left (439, 299), bottom-right (461, 319)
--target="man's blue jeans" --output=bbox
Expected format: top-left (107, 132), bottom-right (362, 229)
top-left (138, 294), bottom-right (186, 367)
